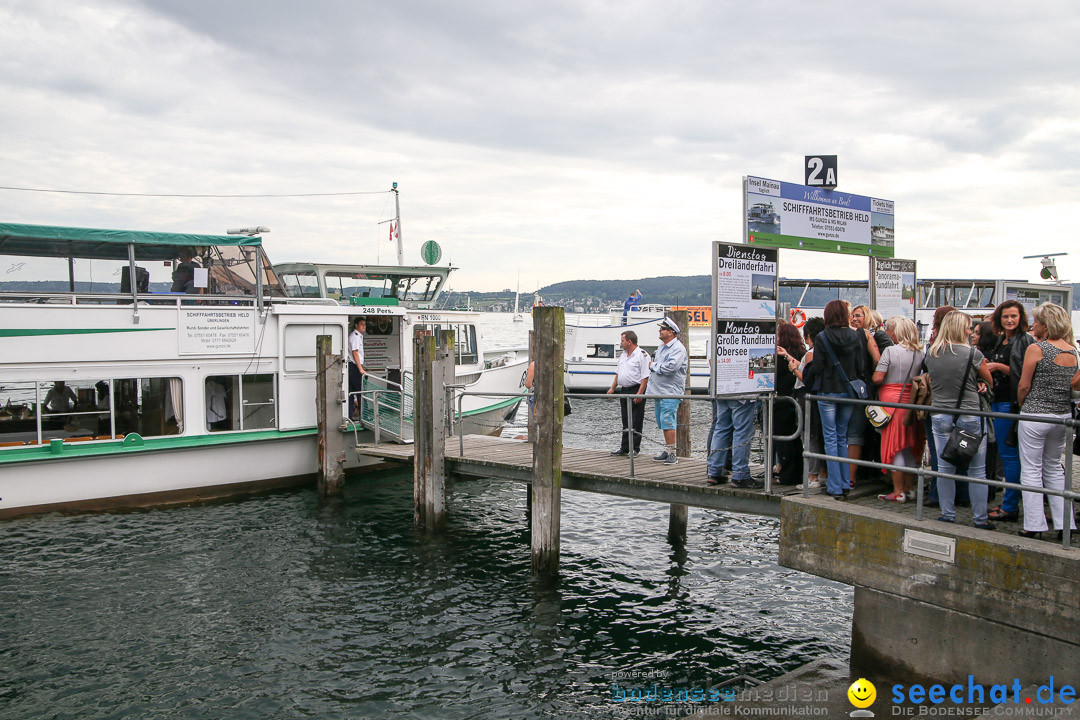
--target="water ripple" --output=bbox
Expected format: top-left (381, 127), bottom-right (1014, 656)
top-left (0, 468), bottom-right (851, 719)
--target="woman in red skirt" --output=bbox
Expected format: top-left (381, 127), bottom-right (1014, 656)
top-left (872, 316), bottom-right (926, 502)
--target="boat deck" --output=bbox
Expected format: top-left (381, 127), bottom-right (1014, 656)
top-left (356, 434), bottom-right (787, 516)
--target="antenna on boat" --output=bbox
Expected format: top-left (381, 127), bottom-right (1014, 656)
top-left (378, 182), bottom-right (405, 266)
top-left (1023, 252), bottom-right (1067, 283)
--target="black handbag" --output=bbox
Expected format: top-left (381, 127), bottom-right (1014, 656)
top-left (816, 331), bottom-right (868, 400)
top-left (938, 346), bottom-right (983, 470)
top-left (1072, 403), bottom-right (1080, 456)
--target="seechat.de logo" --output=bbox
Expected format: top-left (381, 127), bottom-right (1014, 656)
top-left (848, 678), bottom-right (876, 717)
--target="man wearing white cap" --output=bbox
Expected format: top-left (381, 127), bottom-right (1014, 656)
top-left (646, 317), bottom-right (687, 464)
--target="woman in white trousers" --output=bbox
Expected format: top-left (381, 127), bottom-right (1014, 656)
top-left (1016, 303), bottom-right (1079, 539)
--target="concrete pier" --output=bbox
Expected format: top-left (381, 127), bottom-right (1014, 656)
top-left (779, 495), bottom-right (1079, 685)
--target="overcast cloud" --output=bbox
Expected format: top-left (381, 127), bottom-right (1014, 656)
top-left (2, 0), bottom-right (1078, 290)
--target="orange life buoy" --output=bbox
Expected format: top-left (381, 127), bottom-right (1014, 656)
top-left (790, 308), bottom-right (807, 328)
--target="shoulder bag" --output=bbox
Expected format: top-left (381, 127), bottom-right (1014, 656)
top-left (816, 331), bottom-right (868, 400)
top-left (939, 346), bottom-right (984, 470)
top-left (865, 351), bottom-right (917, 430)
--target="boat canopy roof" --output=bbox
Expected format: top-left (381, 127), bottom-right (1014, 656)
top-left (0, 222), bottom-right (262, 260)
top-left (273, 261), bottom-right (453, 308)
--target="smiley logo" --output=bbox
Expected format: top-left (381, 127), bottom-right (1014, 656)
top-left (847, 678), bottom-right (876, 708)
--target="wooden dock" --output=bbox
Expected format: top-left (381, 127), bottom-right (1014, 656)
top-left (356, 434), bottom-right (794, 517)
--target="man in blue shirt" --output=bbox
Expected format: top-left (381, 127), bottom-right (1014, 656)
top-left (646, 318), bottom-right (687, 464)
top-left (621, 289), bottom-right (642, 325)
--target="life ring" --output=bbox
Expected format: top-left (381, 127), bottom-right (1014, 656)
top-left (790, 308), bottom-right (807, 328)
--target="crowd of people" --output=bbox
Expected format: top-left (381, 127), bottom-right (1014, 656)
top-left (605, 300), bottom-right (1079, 541)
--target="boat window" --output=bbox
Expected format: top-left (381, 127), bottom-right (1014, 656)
top-left (0, 383), bottom-right (39, 447)
top-left (203, 245), bottom-right (284, 297)
top-left (455, 325), bottom-right (478, 365)
top-left (326, 271), bottom-right (393, 301)
top-left (205, 374), bottom-right (276, 432)
top-left (0, 377), bottom-right (184, 447)
top-left (587, 344), bottom-right (615, 359)
top-left (0, 241), bottom-right (281, 301)
top-left (396, 274), bottom-right (442, 302)
top-left (111, 377), bottom-right (184, 438)
top-left (640, 345), bottom-right (658, 358)
top-left (36, 379), bottom-right (113, 443)
top-left (412, 323), bottom-right (478, 365)
top-left (0, 255), bottom-right (73, 297)
top-left (278, 271), bottom-right (322, 299)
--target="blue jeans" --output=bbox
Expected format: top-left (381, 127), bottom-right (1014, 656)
top-left (931, 414), bottom-right (989, 525)
top-left (708, 399), bottom-right (756, 480)
top-left (818, 393), bottom-right (853, 497)
top-left (991, 400), bottom-right (1021, 513)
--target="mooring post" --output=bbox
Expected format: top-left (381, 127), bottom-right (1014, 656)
top-left (413, 331), bottom-right (452, 530)
top-left (668, 309), bottom-right (690, 544)
top-left (316, 334), bottom-right (345, 497)
top-left (531, 306), bottom-right (564, 577)
top-left (527, 330), bottom-right (536, 444)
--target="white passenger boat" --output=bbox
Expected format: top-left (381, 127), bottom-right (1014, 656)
top-left (272, 261), bottom-right (528, 437)
top-left (0, 222), bottom-right (527, 518)
top-left (564, 304), bottom-right (710, 392)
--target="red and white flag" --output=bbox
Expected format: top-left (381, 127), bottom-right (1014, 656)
top-left (389, 222), bottom-right (398, 242)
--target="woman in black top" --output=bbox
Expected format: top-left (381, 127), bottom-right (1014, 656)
top-left (985, 301), bottom-right (1030, 522)
top-left (803, 300), bottom-right (865, 499)
top-left (848, 305), bottom-right (886, 488)
top-left (774, 321), bottom-right (806, 485)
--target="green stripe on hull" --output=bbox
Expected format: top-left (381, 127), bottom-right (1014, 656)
top-left (0, 328), bottom-right (174, 338)
top-left (339, 396), bottom-right (523, 431)
top-left (460, 396), bottom-right (524, 417)
top-left (0, 428), bottom-right (317, 465)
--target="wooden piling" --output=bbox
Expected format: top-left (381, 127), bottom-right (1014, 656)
top-left (668, 309), bottom-right (690, 545)
top-left (316, 334), bottom-right (345, 497)
top-left (526, 330), bottom-right (534, 513)
top-left (531, 306), bottom-right (564, 577)
top-left (413, 330), bottom-right (453, 530)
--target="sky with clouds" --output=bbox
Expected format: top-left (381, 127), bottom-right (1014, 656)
top-left (2, 0), bottom-right (1078, 291)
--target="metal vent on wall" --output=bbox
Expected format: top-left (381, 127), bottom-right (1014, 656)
top-left (903, 529), bottom-right (956, 563)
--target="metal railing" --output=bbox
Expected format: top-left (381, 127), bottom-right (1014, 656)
top-left (350, 373), bottom-right (413, 444)
top-left (803, 393), bottom-right (1078, 549)
top-left (447, 390), bottom-right (802, 492)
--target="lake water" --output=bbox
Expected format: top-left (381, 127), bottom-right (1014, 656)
top-left (0, 313), bottom-right (853, 720)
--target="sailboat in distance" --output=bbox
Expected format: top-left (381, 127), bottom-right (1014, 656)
top-left (512, 270), bottom-right (524, 322)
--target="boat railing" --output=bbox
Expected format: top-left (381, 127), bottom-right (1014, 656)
top-left (568, 311), bottom-right (666, 328)
top-left (354, 373), bottom-right (413, 444)
top-left (566, 313), bottom-right (618, 327)
top-left (0, 291), bottom-right (341, 307)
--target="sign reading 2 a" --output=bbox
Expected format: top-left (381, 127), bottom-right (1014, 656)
top-left (804, 155), bottom-right (838, 189)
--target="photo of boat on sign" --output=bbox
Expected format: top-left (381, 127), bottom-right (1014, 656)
top-left (747, 201), bottom-right (781, 233)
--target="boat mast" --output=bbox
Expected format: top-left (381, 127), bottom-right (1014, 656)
top-left (392, 181), bottom-right (404, 266)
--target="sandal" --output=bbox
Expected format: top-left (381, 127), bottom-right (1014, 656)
top-left (988, 506), bottom-right (1019, 522)
top-left (877, 492), bottom-right (906, 503)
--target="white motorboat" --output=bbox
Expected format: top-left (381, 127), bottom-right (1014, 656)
top-left (564, 305), bottom-right (710, 392)
top-left (0, 221), bottom-right (527, 519)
